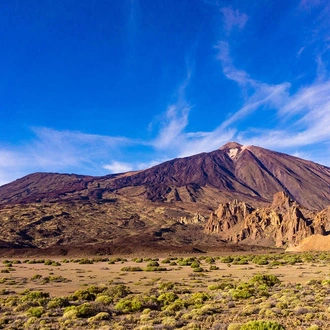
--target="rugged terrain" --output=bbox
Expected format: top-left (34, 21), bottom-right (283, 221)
top-left (0, 142), bottom-right (330, 254)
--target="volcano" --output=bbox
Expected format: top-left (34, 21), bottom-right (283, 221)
top-left (0, 142), bottom-right (329, 254)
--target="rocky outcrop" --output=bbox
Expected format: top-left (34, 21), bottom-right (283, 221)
top-left (179, 213), bottom-right (206, 225)
top-left (205, 192), bottom-right (317, 247)
top-left (313, 206), bottom-right (330, 235)
top-left (205, 199), bottom-right (253, 233)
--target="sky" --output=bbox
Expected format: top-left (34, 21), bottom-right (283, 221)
top-left (1, 0), bottom-right (330, 186)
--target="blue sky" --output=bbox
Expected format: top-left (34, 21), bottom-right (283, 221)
top-left (1, 0), bottom-right (330, 186)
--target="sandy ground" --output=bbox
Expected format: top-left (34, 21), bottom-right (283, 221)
top-left (1, 255), bottom-right (329, 298)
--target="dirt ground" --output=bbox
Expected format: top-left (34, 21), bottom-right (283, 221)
top-left (1, 253), bottom-right (329, 298)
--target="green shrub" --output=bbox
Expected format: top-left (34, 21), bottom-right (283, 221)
top-left (78, 258), bottom-right (94, 264)
top-left (252, 256), bottom-right (269, 265)
top-left (209, 265), bottom-right (219, 270)
top-left (30, 274), bottom-right (43, 281)
top-left (205, 257), bottom-right (215, 264)
top-left (157, 292), bottom-right (179, 306)
top-left (192, 267), bottom-right (204, 272)
top-left (109, 284), bottom-right (131, 298)
top-left (188, 292), bottom-right (211, 306)
top-left (88, 311), bottom-right (111, 322)
top-left (147, 260), bottom-right (159, 267)
top-left (47, 297), bottom-right (70, 309)
top-left (121, 266), bottom-right (143, 271)
top-left (144, 266), bottom-right (167, 272)
top-left (177, 257), bottom-right (197, 266)
top-left (70, 289), bottom-right (96, 301)
top-left (233, 257), bottom-right (249, 265)
top-left (95, 295), bottom-right (113, 305)
top-left (159, 282), bottom-right (175, 291)
top-left (249, 274), bottom-right (281, 287)
top-left (190, 261), bottom-right (200, 268)
top-left (27, 306), bottom-right (44, 318)
top-left (115, 297), bottom-right (143, 313)
top-left (240, 320), bottom-right (285, 330)
top-left (115, 294), bottom-right (159, 313)
top-left (220, 256), bottom-right (234, 263)
top-left (20, 290), bottom-right (50, 302)
top-left (230, 287), bottom-right (253, 300)
top-left (75, 303), bottom-right (98, 318)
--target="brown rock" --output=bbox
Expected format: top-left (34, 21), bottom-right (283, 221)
top-left (205, 192), bottom-right (315, 247)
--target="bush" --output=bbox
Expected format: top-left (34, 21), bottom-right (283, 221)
top-left (88, 311), bottom-right (111, 323)
top-left (109, 284), bottom-right (131, 298)
top-left (115, 297), bottom-right (143, 313)
top-left (147, 260), bottom-right (159, 267)
top-left (252, 256), bottom-right (269, 265)
top-left (70, 289), bottom-right (96, 301)
top-left (177, 257), bottom-right (197, 266)
top-left (115, 294), bottom-right (159, 313)
top-left (95, 295), bottom-right (113, 305)
top-left (220, 256), bottom-right (234, 263)
top-left (249, 274), bottom-right (281, 287)
top-left (78, 258), bottom-right (94, 264)
top-left (20, 290), bottom-right (50, 302)
top-left (27, 306), bottom-right (44, 318)
top-left (192, 267), bottom-right (204, 272)
top-left (121, 266), bottom-right (143, 272)
top-left (75, 303), bottom-right (98, 318)
top-left (47, 297), bottom-right (70, 309)
top-left (240, 320), bottom-right (285, 330)
top-left (157, 292), bottom-right (179, 306)
top-left (144, 266), bottom-right (167, 272)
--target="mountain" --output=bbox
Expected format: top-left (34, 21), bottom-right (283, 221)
top-left (0, 142), bottom-right (330, 254)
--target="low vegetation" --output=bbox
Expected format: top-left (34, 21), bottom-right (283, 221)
top-left (0, 253), bottom-right (329, 329)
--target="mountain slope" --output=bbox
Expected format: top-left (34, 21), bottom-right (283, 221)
top-left (1, 142), bottom-right (329, 210)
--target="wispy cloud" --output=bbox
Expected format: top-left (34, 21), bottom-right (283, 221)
top-left (103, 161), bottom-right (133, 173)
top-left (152, 66), bottom-right (193, 152)
top-left (29, 127), bottom-right (135, 169)
top-left (0, 128), bottom-right (137, 186)
top-left (241, 80), bottom-right (330, 149)
top-left (220, 7), bottom-right (248, 33)
top-left (216, 42), bottom-right (290, 127)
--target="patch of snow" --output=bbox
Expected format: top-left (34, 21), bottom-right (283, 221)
top-left (241, 145), bottom-right (250, 151)
top-left (228, 148), bottom-right (238, 158)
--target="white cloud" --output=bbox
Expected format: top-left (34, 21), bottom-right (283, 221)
top-left (0, 127), bottom-right (139, 185)
top-left (103, 161), bottom-right (133, 173)
top-left (152, 68), bottom-right (193, 151)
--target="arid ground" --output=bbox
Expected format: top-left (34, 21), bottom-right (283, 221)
top-left (0, 252), bottom-right (329, 329)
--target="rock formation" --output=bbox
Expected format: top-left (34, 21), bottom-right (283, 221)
top-left (205, 192), bottom-right (319, 247)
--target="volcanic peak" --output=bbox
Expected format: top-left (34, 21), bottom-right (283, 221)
top-left (218, 141), bottom-right (249, 160)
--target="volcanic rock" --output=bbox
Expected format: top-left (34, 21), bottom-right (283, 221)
top-left (205, 192), bottom-right (316, 247)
